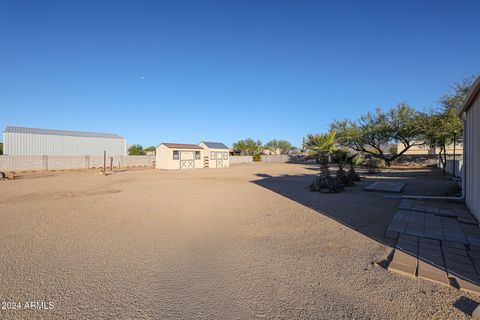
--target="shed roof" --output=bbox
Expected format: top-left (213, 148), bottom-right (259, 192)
top-left (4, 126), bottom-right (124, 139)
top-left (459, 76), bottom-right (480, 115)
top-left (200, 141), bottom-right (229, 149)
top-left (160, 143), bottom-right (203, 149)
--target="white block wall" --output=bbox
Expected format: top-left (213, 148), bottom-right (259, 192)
top-left (0, 155), bottom-right (154, 172)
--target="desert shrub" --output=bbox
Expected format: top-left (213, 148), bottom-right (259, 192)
top-left (252, 153), bottom-right (261, 162)
top-left (366, 158), bottom-right (385, 174)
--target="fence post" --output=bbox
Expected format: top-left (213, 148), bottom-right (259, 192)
top-left (43, 155), bottom-right (48, 171)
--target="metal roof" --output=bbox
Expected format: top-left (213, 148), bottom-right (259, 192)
top-left (200, 141), bottom-right (229, 149)
top-left (459, 76), bottom-right (480, 115)
top-left (161, 143), bottom-right (203, 149)
top-left (4, 126), bottom-right (124, 139)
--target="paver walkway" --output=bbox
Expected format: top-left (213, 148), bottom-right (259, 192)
top-left (386, 199), bottom-right (480, 294)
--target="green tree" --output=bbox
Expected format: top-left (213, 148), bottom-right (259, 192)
top-left (128, 144), bottom-right (145, 155)
top-left (144, 146), bottom-right (156, 153)
top-left (264, 139), bottom-right (295, 154)
top-left (0, 142), bottom-right (3, 155)
top-left (232, 138), bottom-right (262, 155)
top-left (424, 75), bottom-right (476, 174)
top-left (331, 103), bottom-right (426, 165)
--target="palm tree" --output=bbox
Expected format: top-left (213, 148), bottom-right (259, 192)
top-left (305, 131), bottom-right (341, 192)
top-left (304, 131), bottom-right (336, 167)
top-left (346, 154), bottom-right (363, 181)
top-left (332, 149), bottom-right (349, 186)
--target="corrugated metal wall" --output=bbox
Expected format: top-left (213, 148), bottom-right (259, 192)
top-left (3, 132), bottom-right (126, 156)
top-left (465, 94), bottom-right (480, 220)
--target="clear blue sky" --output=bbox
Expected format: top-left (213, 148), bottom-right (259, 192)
top-left (1, 1), bottom-right (479, 147)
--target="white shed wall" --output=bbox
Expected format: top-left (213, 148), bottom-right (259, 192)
top-left (206, 148), bottom-right (230, 168)
top-left (465, 94), bottom-right (480, 221)
top-left (3, 132), bottom-right (126, 156)
top-left (155, 145), bottom-right (204, 170)
top-left (198, 142), bottom-right (229, 168)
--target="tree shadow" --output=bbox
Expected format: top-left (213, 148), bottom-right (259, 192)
top-left (250, 169), bottom-right (473, 289)
top-left (251, 172), bottom-right (399, 248)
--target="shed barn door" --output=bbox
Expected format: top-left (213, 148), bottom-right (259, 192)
top-left (180, 151), bottom-right (195, 169)
top-left (215, 152), bottom-right (223, 168)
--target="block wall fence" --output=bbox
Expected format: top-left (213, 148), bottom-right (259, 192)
top-left (0, 154), bottom-right (297, 172)
top-left (0, 155), bottom-right (155, 172)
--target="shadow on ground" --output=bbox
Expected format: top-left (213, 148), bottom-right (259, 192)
top-left (251, 166), bottom-right (479, 312)
top-left (251, 166), bottom-right (457, 248)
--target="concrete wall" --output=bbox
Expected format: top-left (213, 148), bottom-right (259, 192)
top-left (229, 155), bottom-right (253, 164)
top-left (229, 155), bottom-right (292, 164)
top-left (260, 155), bottom-right (291, 163)
top-left (465, 92), bottom-right (480, 221)
top-left (397, 142), bottom-right (463, 156)
top-left (0, 155), bottom-right (154, 172)
top-left (437, 159), bottom-right (463, 178)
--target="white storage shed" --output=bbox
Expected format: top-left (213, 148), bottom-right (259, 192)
top-left (458, 76), bottom-right (480, 221)
top-left (156, 143), bottom-right (204, 170)
top-left (3, 126), bottom-right (126, 156)
top-left (199, 141), bottom-right (230, 168)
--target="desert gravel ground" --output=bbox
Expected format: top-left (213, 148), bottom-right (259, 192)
top-left (0, 163), bottom-right (478, 319)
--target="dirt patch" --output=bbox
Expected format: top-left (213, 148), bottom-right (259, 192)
top-left (0, 163), bottom-right (474, 319)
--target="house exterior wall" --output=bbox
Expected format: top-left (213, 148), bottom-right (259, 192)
top-left (397, 143), bottom-right (463, 156)
top-left (155, 144), bottom-right (204, 170)
top-left (3, 132), bottom-right (126, 156)
top-left (465, 93), bottom-right (480, 220)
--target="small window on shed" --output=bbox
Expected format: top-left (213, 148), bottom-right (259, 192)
top-left (195, 151), bottom-right (201, 159)
top-left (173, 150), bottom-right (179, 160)
top-left (211, 151), bottom-right (216, 160)
top-left (223, 152), bottom-right (228, 160)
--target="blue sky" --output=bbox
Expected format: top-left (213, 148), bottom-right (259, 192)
top-left (1, 1), bottom-right (479, 147)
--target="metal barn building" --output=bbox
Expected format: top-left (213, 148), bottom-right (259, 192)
top-left (459, 76), bottom-right (480, 221)
top-left (3, 126), bottom-right (126, 156)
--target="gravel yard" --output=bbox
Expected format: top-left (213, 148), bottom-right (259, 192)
top-left (0, 163), bottom-right (477, 319)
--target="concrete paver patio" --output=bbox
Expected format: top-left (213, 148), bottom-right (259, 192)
top-left (386, 199), bottom-right (480, 294)
top-left (363, 181), bottom-right (406, 193)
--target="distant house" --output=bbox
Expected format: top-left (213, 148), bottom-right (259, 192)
top-left (458, 76), bottom-right (480, 220)
top-left (198, 142), bottom-right (229, 168)
top-left (3, 126), bottom-right (126, 156)
top-left (397, 142), bottom-right (463, 156)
